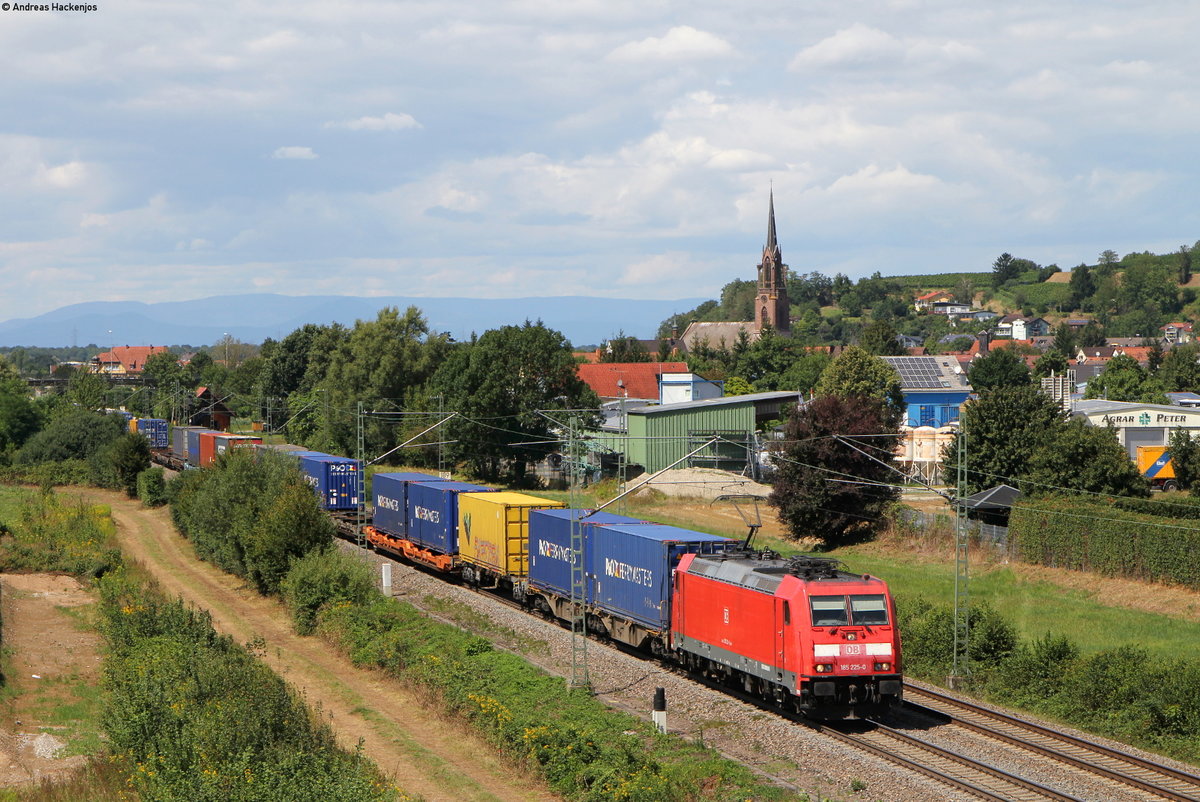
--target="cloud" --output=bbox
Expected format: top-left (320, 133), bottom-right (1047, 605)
top-left (789, 24), bottom-right (904, 70)
top-left (325, 112), bottom-right (422, 131)
top-left (608, 26), bottom-right (733, 62)
top-left (272, 146), bottom-right (318, 160)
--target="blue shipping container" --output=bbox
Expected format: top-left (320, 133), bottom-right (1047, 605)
top-left (371, 472), bottom-right (444, 535)
top-left (527, 509), bottom-right (651, 603)
top-left (297, 454), bottom-right (361, 510)
top-left (186, 428), bottom-right (219, 467)
top-left (588, 523), bottom-right (736, 631)
top-left (406, 481), bottom-right (494, 554)
top-left (136, 418), bottom-right (169, 449)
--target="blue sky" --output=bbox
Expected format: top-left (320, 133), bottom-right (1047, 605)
top-left (2, 1), bottom-right (1198, 322)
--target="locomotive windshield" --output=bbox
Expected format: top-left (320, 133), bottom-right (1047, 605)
top-left (849, 594), bottom-right (889, 625)
top-left (810, 594), bottom-right (890, 626)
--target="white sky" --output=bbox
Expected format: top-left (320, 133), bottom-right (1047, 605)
top-left (2, 1), bottom-right (1198, 321)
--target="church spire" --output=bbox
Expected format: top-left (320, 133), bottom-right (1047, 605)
top-left (766, 187), bottom-right (777, 253)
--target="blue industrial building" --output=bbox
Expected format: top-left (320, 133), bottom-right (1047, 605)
top-left (881, 356), bottom-right (973, 427)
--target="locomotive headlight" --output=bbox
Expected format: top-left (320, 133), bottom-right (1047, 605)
top-left (814, 663), bottom-right (833, 673)
top-left (874, 662), bottom-right (891, 672)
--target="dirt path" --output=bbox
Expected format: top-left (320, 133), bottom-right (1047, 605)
top-left (0, 573), bottom-right (100, 787)
top-left (65, 488), bottom-right (555, 802)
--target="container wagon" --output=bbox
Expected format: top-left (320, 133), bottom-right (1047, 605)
top-left (457, 492), bottom-right (565, 589)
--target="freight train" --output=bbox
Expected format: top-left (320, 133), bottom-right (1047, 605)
top-left (145, 426), bottom-right (902, 719)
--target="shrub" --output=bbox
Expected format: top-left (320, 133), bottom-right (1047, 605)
top-left (136, 467), bottom-right (167, 507)
top-left (97, 571), bottom-right (396, 801)
top-left (281, 547), bottom-right (378, 635)
top-left (168, 450), bottom-right (334, 594)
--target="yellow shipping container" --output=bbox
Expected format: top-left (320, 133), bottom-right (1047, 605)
top-left (128, 418), bottom-right (139, 434)
top-left (458, 492), bottom-right (565, 578)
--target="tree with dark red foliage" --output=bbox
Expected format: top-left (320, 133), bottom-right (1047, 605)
top-left (768, 395), bottom-right (902, 548)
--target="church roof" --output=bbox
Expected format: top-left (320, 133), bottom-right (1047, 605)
top-left (678, 321), bottom-right (758, 353)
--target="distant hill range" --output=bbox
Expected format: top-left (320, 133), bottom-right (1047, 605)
top-left (0, 294), bottom-right (707, 349)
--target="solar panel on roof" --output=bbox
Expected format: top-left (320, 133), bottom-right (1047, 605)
top-left (885, 356), bottom-right (952, 389)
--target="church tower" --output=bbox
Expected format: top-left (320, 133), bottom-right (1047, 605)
top-left (755, 190), bottom-right (790, 334)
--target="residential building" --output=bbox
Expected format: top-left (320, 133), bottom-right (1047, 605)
top-left (915, 290), bottom-right (955, 311)
top-left (880, 355), bottom-right (973, 427)
top-left (658, 373), bottom-right (724, 405)
top-left (1162, 322), bottom-right (1194, 344)
top-left (577, 362), bottom-right (690, 402)
top-left (931, 301), bottom-right (971, 316)
top-left (90, 345), bottom-right (170, 375)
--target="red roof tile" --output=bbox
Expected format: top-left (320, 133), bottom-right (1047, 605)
top-left (577, 362), bottom-right (689, 400)
top-left (92, 345), bottom-right (170, 373)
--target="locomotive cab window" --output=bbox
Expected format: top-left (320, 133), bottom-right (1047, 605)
top-left (809, 596), bottom-right (849, 626)
top-left (849, 594), bottom-right (889, 625)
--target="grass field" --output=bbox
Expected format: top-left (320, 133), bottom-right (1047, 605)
top-left (0, 485), bottom-right (33, 523)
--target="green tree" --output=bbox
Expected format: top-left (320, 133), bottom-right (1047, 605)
top-left (1032, 350), bottom-right (1069, 380)
top-left (941, 386), bottom-right (1067, 494)
top-left (1052, 323), bottom-right (1079, 358)
top-left (1167, 428), bottom-right (1200, 490)
top-left (431, 321), bottom-right (599, 482)
top-left (1158, 343), bottom-right (1200, 392)
top-left (859, 319), bottom-right (906, 356)
top-left (96, 432), bottom-right (152, 496)
top-left (0, 357), bottom-right (40, 458)
top-left (1097, 249), bottom-right (1120, 278)
top-left (778, 352), bottom-right (832, 395)
top-left (991, 253), bottom-right (1021, 288)
top-left (1024, 418), bottom-right (1149, 498)
top-left (1084, 355), bottom-right (1167, 403)
top-left (814, 346), bottom-right (903, 409)
top-left (599, 332), bottom-right (650, 363)
top-left (1079, 323), bottom-right (1107, 348)
top-left (16, 410), bottom-right (126, 465)
top-left (769, 395), bottom-right (901, 547)
top-left (723, 376), bottom-right (753, 396)
top-left (319, 306), bottom-right (451, 456)
top-left (67, 370), bottom-right (109, 413)
top-left (968, 349), bottom-right (1031, 391)
top-left (1068, 264), bottom-right (1095, 310)
top-left (954, 276), bottom-right (975, 305)
top-left (1179, 245), bottom-right (1193, 285)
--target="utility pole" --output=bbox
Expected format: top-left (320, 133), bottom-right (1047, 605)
top-left (568, 415), bottom-right (589, 689)
top-left (356, 401), bottom-right (366, 546)
top-left (950, 428), bottom-right (969, 687)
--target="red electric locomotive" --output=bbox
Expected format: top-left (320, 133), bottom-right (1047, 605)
top-left (671, 551), bottom-right (902, 718)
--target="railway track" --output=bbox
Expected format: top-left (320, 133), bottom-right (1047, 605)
top-left (816, 719), bottom-right (1082, 801)
top-left (903, 682), bottom-right (1200, 801)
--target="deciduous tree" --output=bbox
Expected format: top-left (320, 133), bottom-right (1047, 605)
top-left (1024, 418), bottom-right (1149, 498)
top-left (814, 346), bottom-right (903, 408)
top-left (769, 395), bottom-right (901, 547)
top-left (941, 386), bottom-right (1067, 495)
top-left (431, 321), bottom-right (599, 482)
top-left (968, 348), bottom-right (1031, 391)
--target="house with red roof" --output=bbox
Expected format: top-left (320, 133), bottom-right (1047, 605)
top-left (577, 362), bottom-right (691, 402)
top-left (914, 290), bottom-right (955, 311)
top-left (89, 346), bottom-right (171, 375)
top-left (1162, 322), bottom-right (1193, 344)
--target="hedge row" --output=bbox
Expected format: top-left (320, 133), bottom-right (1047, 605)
top-left (898, 597), bottom-right (1200, 763)
top-left (1010, 494), bottom-right (1200, 588)
top-left (98, 569), bottom-right (399, 802)
top-left (283, 548), bottom-right (789, 802)
top-left (169, 449), bottom-right (334, 594)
